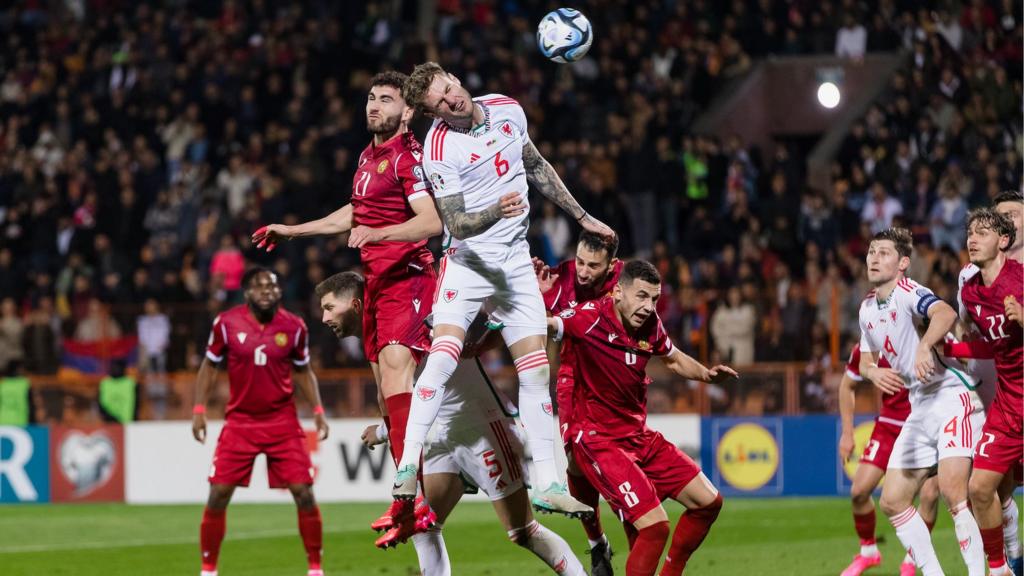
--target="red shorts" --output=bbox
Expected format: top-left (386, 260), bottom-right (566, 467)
top-left (572, 430), bottom-right (701, 524)
top-left (363, 267), bottom-right (435, 363)
top-left (860, 418), bottom-right (903, 471)
top-left (209, 421), bottom-right (313, 488)
top-left (973, 406), bottom-right (1023, 475)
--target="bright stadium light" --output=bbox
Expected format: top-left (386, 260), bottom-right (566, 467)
top-left (817, 81), bottom-right (841, 109)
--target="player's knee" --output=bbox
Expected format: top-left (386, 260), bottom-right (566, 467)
top-left (290, 484), bottom-right (316, 509)
top-left (850, 483), bottom-right (873, 505)
top-left (878, 494), bottom-right (905, 517)
top-left (692, 493), bottom-right (723, 523)
top-left (968, 475), bottom-right (995, 505)
top-left (207, 485), bottom-right (233, 509)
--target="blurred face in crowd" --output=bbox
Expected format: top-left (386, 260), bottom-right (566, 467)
top-left (613, 277), bottom-right (660, 331)
top-left (319, 291), bottom-right (361, 338)
top-left (366, 84), bottom-right (412, 137)
top-left (422, 73), bottom-right (474, 125)
top-left (575, 243), bottom-right (613, 290)
top-left (966, 220), bottom-right (1009, 267)
top-left (865, 240), bottom-right (909, 285)
top-left (995, 200), bottom-right (1023, 252)
top-left (245, 271), bottom-right (282, 315)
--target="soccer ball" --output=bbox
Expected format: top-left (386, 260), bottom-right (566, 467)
top-left (536, 8), bottom-right (593, 63)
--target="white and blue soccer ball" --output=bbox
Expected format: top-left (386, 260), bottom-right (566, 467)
top-left (536, 8), bottom-right (593, 63)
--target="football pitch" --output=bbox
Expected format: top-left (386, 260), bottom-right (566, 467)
top-left (2, 497), bottom-right (1013, 575)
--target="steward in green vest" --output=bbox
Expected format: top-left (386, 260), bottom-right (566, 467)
top-left (0, 360), bottom-right (30, 426)
top-left (99, 360), bottom-right (137, 424)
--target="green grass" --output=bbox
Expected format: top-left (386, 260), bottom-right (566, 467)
top-left (0, 497), bottom-right (1012, 575)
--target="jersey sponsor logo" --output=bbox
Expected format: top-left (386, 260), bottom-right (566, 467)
top-left (500, 122), bottom-right (514, 138)
top-left (237, 332), bottom-right (247, 344)
top-left (443, 289), bottom-right (458, 303)
top-left (469, 153), bottom-right (480, 163)
top-left (413, 298), bottom-right (422, 313)
top-left (867, 322), bottom-right (874, 330)
top-left (568, 300), bottom-right (577, 308)
top-left (376, 159), bottom-right (389, 174)
top-left (417, 386), bottom-right (437, 401)
top-left (974, 305), bottom-right (982, 317)
top-left (582, 302), bottom-right (596, 310)
top-left (716, 423), bottom-right (779, 491)
top-left (430, 172), bottom-right (445, 191)
top-left (275, 332), bottom-right (288, 347)
top-left (607, 333), bottom-right (619, 343)
top-left (558, 308), bottom-right (575, 318)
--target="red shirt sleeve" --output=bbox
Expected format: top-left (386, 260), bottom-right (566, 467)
top-left (397, 137), bottom-right (431, 202)
top-left (650, 317), bottom-right (673, 356)
top-left (206, 314), bottom-right (228, 363)
top-left (291, 320), bottom-right (310, 366)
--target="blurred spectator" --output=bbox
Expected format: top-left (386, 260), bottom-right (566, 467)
top-left (860, 183), bottom-right (904, 234)
top-left (710, 286), bottom-right (756, 365)
top-left (836, 13), bottom-right (868, 59)
top-left (537, 201), bottom-right (571, 264)
top-left (210, 235), bottom-right (246, 302)
top-left (137, 298), bottom-right (170, 419)
top-left (929, 183), bottom-right (968, 252)
top-left (23, 297), bottom-right (60, 374)
top-left (74, 298), bottom-right (122, 342)
top-left (0, 297), bottom-right (24, 373)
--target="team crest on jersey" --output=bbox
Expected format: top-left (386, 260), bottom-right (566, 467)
top-left (500, 122), bottom-right (514, 138)
top-left (542, 401), bottom-right (553, 415)
top-left (376, 159), bottom-right (389, 174)
top-left (274, 332), bottom-right (288, 347)
top-left (443, 289), bottom-right (458, 302)
top-left (638, 340), bottom-right (650, 351)
top-left (558, 308), bottom-right (575, 318)
top-left (430, 172), bottom-right (445, 191)
top-left (417, 386), bottom-right (436, 401)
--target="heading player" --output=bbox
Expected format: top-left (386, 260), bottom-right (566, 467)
top-left (857, 228), bottom-right (984, 576)
top-left (192, 268), bottom-right (328, 576)
top-left (252, 71), bottom-right (442, 533)
top-left (958, 209), bottom-right (1024, 576)
top-left (392, 61), bottom-right (614, 517)
top-left (534, 230), bottom-right (622, 575)
top-left (837, 344), bottom-right (938, 576)
top-left (316, 272), bottom-right (585, 574)
top-left (549, 260), bottom-right (737, 576)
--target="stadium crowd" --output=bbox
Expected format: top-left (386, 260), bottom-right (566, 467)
top-left (0, 0), bottom-right (1020, 419)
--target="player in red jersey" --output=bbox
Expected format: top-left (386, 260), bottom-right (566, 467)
top-left (959, 209), bottom-right (1024, 576)
top-left (548, 260), bottom-right (737, 576)
top-left (838, 345), bottom-right (939, 576)
top-left (533, 230), bottom-right (622, 575)
top-left (192, 268), bottom-right (329, 576)
top-left (252, 71), bottom-right (442, 533)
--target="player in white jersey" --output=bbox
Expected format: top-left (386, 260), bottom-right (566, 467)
top-left (390, 61), bottom-right (614, 517)
top-left (857, 227), bottom-right (985, 576)
top-left (314, 276), bottom-right (585, 575)
top-left (952, 191), bottom-right (1024, 576)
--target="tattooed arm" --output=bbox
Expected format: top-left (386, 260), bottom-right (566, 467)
top-left (522, 139), bottom-right (614, 238)
top-left (435, 192), bottom-right (525, 240)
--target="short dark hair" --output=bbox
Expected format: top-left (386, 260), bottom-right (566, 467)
top-left (968, 207), bottom-right (1017, 249)
top-left (579, 230), bottom-right (619, 261)
top-left (871, 227), bottom-right (913, 258)
top-left (242, 267), bottom-right (275, 289)
top-left (993, 190), bottom-right (1024, 206)
top-left (315, 271), bottom-right (365, 301)
top-left (619, 260), bottom-right (661, 287)
top-left (370, 71), bottom-right (408, 93)
top-left (402, 62), bottom-right (447, 114)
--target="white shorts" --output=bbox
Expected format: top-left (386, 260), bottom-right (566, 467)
top-left (433, 242), bottom-right (547, 345)
top-left (888, 387), bottom-right (985, 470)
top-left (423, 418), bottom-right (527, 501)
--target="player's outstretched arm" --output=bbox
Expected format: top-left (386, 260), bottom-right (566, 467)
top-left (521, 139), bottom-right (614, 239)
top-left (294, 365), bottom-right (329, 440)
top-left (348, 195), bottom-right (442, 248)
top-left (251, 204), bottom-right (354, 251)
top-left (434, 190), bottom-right (525, 240)
top-left (660, 348), bottom-right (738, 383)
top-left (837, 373), bottom-right (857, 462)
top-left (192, 358), bottom-right (219, 444)
top-left (859, 349), bottom-right (904, 395)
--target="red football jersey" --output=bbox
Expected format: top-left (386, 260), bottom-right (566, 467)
top-left (205, 305), bottom-right (310, 425)
top-left (959, 258), bottom-right (1024, 428)
top-left (845, 344), bottom-right (910, 421)
top-left (352, 132), bottom-right (435, 278)
top-left (544, 259), bottom-right (624, 314)
top-left (555, 296), bottom-right (673, 439)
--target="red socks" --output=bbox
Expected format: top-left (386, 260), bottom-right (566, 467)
top-left (568, 472), bottom-right (604, 541)
top-left (200, 507), bottom-right (227, 571)
top-left (981, 525), bottom-right (1007, 569)
top-left (659, 494), bottom-right (723, 576)
top-left (854, 509), bottom-right (876, 544)
top-left (626, 521), bottom-right (669, 576)
top-left (384, 393), bottom-right (412, 466)
top-left (298, 507), bottom-right (323, 570)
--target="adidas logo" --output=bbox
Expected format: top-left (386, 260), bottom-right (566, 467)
top-left (469, 153), bottom-right (480, 163)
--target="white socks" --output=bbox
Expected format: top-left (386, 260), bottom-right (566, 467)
top-left (514, 351), bottom-right (559, 488)
top-left (859, 543), bottom-right (879, 557)
top-left (1004, 497), bottom-right (1022, 559)
top-left (508, 520), bottom-right (586, 576)
top-left (412, 524), bottom-right (450, 576)
top-left (890, 507), bottom-right (944, 576)
top-left (398, 336), bottom-right (463, 469)
top-left (950, 500), bottom-right (985, 576)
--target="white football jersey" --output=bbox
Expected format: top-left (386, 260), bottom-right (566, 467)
top-left (433, 359), bottom-right (518, 435)
top-left (858, 276), bottom-right (975, 404)
top-left (424, 94), bottom-right (530, 251)
top-left (956, 263), bottom-right (980, 323)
